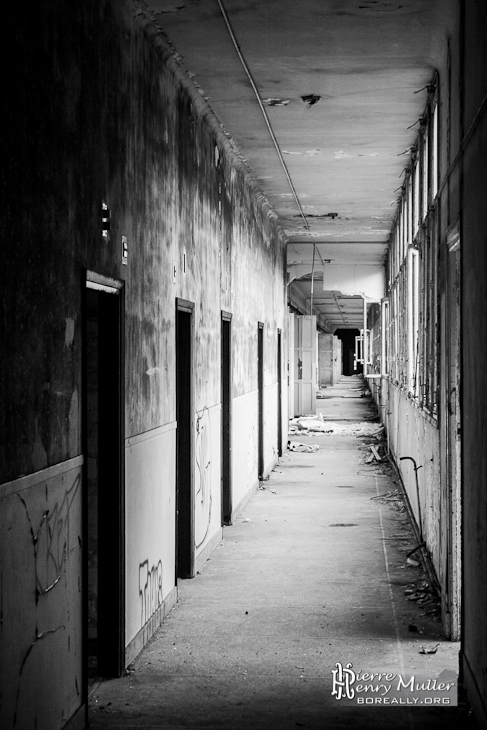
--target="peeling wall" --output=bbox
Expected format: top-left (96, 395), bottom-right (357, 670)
top-left (380, 384), bottom-right (441, 575)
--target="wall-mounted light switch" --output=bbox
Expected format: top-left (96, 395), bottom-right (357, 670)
top-left (122, 235), bottom-right (128, 265)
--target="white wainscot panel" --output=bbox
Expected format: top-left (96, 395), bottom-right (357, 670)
top-left (263, 382), bottom-right (279, 477)
top-left (125, 425), bottom-right (176, 646)
top-left (232, 391), bottom-right (258, 513)
top-left (194, 405), bottom-right (222, 558)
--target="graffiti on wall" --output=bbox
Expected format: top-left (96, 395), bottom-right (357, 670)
top-left (9, 471), bottom-right (82, 728)
top-left (19, 474), bottom-right (81, 600)
top-left (139, 559), bottom-right (163, 628)
top-left (195, 407), bottom-right (212, 549)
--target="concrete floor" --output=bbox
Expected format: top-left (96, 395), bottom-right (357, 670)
top-left (89, 378), bottom-right (476, 729)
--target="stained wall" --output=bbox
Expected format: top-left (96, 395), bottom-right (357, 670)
top-left (0, 2), bottom-right (287, 727)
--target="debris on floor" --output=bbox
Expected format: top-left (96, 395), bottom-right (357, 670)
top-left (370, 489), bottom-right (407, 512)
top-left (407, 556), bottom-right (421, 567)
top-left (369, 445), bottom-right (382, 462)
top-left (289, 417), bottom-right (384, 437)
top-left (403, 576), bottom-right (441, 617)
top-left (420, 643), bottom-right (440, 654)
top-left (287, 440), bottom-right (319, 452)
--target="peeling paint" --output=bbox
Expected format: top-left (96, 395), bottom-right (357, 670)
top-left (286, 230), bottom-right (335, 238)
top-left (358, 1), bottom-right (405, 11)
top-left (32, 418), bottom-right (48, 472)
top-left (262, 97), bottom-right (290, 106)
top-left (334, 150), bottom-right (380, 159)
top-left (145, 367), bottom-right (161, 376)
top-left (301, 94), bottom-right (321, 107)
top-left (283, 149), bottom-right (321, 156)
top-left (68, 389), bottom-right (78, 455)
top-left (64, 318), bottom-right (75, 348)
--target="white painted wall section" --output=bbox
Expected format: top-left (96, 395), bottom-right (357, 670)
top-left (125, 425), bottom-right (176, 647)
top-left (322, 264), bottom-right (385, 300)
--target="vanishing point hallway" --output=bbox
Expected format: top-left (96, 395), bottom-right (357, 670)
top-left (89, 380), bottom-right (472, 729)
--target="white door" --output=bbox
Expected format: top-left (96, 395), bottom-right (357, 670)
top-left (294, 315), bottom-right (317, 416)
top-left (333, 336), bottom-right (342, 383)
top-left (288, 313), bottom-right (295, 419)
top-left (318, 333), bottom-right (333, 386)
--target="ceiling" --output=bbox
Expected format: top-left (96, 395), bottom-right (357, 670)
top-left (146, 0), bottom-right (454, 329)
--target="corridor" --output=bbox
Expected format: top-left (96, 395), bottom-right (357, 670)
top-left (5, 2), bottom-right (487, 728)
top-left (89, 380), bottom-right (471, 729)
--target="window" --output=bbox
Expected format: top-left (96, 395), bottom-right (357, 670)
top-left (408, 247), bottom-right (419, 395)
top-left (385, 74), bottom-right (439, 416)
top-left (422, 123), bottom-right (429, 217)
top-left (432, 100), bottom-right (439, 199)
top-left (413, 157), bottom-right (420, 237)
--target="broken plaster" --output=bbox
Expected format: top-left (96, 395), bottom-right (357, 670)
top-left (334, 150), bottom-right (380, 159)
top-left (283, 148), bottom-right (322, 157)
top-left (301, 94), bottom-right (321, 107)
top-left (262, 97), bottom-right (290, 106)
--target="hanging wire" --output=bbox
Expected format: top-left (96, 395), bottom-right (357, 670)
top-left (216, 0), bottom-right (309, 230)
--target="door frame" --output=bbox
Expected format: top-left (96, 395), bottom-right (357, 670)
top-left (221, 312), bottom-right (233, 525)
top-left (83, 270), bottom-right (125, 681)
top-left (442, 220), bottom-right (462, 640)
top-left (257, 322), bottom-right (264, 480)
top-left (277, 328), bottom-right (283, 457)
top-left (175, 298), bottom-right (195, 579)
top-left (294, 315), bottom-right (317, 416)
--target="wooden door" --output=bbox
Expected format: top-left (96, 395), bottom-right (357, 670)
top-left (294, 315), bottom-right (317, 416)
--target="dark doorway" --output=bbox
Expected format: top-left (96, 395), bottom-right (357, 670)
top-left (176, 300), bottom-right (195, 579)
top-left (221, 313), bottom-right (232, 525)
top-left (84, 278), bottom-right (125, 681)
top-left (277, 329), bottom-right (283, 457)
top-left (258, 323), bottom-right (264, 480)
top-left (335, 328), bottom-right (362, 376)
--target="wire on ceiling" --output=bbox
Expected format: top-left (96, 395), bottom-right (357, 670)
top-left (216, 0), bottom-right (310, 230)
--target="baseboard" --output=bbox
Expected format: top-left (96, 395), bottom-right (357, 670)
top-left (62, 703), bottom-right (86, 730)
top-left (125, 585), bottom-right (178, 666)
top-left (226, 453), bottom-right (278, 526)
top-left (262, 453), bottom-right (279, 481)
top-left (194, 527), bottom-right (223, 573)
top-left (461, 650), bottom-right (487, 727)
top-left (230, 478), bottom-right (260, 524)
